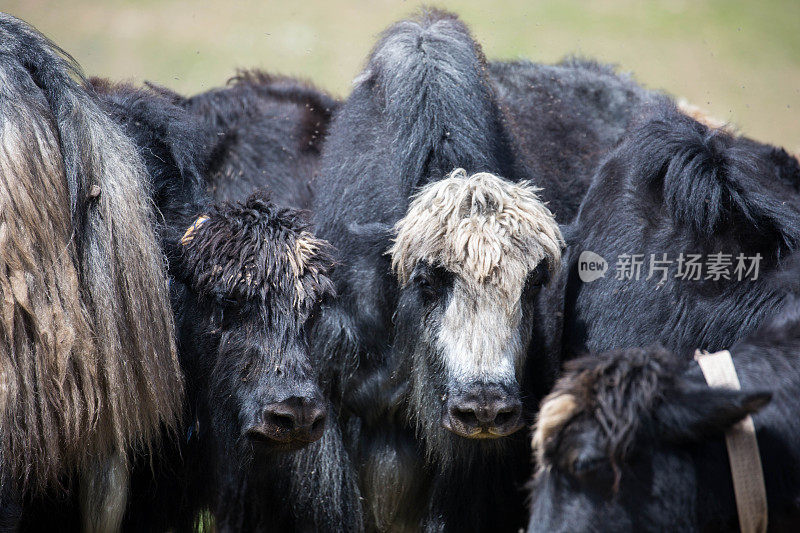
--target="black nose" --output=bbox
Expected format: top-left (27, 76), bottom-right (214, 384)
top-left (247, 396), bottom-right (327, 445)
top-left (443, 387), bottom-right (523, 438)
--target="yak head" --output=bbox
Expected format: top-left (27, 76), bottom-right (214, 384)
top-left (529, 346), bottom-right (771, 532)
top-left (389, 169), bottom-right (563, 449)
top-left (177, 190), bottom-right (335, 452)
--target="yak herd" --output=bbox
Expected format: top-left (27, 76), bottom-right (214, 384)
top-left (1, 8), bottom-right (799, 533)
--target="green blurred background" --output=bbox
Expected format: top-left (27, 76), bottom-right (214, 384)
top-left (4, 0), bottom-right (798, 149)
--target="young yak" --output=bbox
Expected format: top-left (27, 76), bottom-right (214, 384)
top-left (0, 13), bottom-right (182, 531)
top-left (529, 286), bottom-right (800, 531)
top-left (91, 82), bottom-right (363, 532)
top-left (311, 10), bottom-right (563, 532)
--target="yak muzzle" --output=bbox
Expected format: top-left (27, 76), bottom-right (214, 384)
top-left (246, 395), bottom-right (327, 447)
top-left (442, 385), bottom-right (523, 439)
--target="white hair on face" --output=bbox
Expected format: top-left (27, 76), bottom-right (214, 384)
top-left (389, 169), bottom-right (564, 383)
top-left (390, 168), bottom-right (563, 296)
top-left (436, 279), bottom-right (523, 382)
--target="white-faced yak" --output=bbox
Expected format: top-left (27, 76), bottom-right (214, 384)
top-left (308, 10), bottom-right (565, 532)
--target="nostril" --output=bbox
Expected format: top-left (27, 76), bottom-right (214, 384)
top-left (265, 410), bottom-right (297, 431)
top-left (452, 407), bottom-right (480, 427)
top-left (311, 415), bottom-right (325, 433)
top-left (493, 410), bottom-right (514, 427)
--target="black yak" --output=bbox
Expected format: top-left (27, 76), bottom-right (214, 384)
top-left (91, 81), bottom-right (363, 532)
top-left (522, 99), bottom-right (800, 533)
top-left (529, 285), bottom-right (800, 531)
top-left (0, 13), bottom-right (182, 531)
top-left (309, 10), bottom-right (564, 531)
top-left (157, 70), bottom-right (339, 210)
top-left (559, 102), bottom-right (800, 360)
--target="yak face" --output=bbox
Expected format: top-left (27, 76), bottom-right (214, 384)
top-left (529, 347), bottom-right (770, 533)
top-left (179, 191), bottom-right (335, 451)
top-left (390, 169), bottom-right (563, 444)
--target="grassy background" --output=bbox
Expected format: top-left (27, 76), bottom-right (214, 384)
top-left (4, 0), bottom-right (798, 149)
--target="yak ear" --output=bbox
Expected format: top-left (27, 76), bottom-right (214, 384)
top-left (655, 386), bottom-right (772, 443)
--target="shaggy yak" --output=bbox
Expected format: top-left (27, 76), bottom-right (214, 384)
top-left (0, 15), bottom-right (360, 532)
top-left (558, 102), bottom-right (800, 360)
top-left (307, 11), bottom-right (564, 532)
top-left (529, 286), bottom-right (800, 531)
top-left (0, 13), bottom-right (182, 531)
top-left (90, 82), bottom-right (362, 531)
top-left (151, 70), bottom-right (339, 210)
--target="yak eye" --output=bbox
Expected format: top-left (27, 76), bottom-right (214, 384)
top-left (571, 456), bottom-right (606, 477)
top-left (568, 452), bottom-right (616, 493)
top-left (412, 263), bottom-right (451, 301)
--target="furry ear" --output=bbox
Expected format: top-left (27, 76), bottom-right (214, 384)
top-left (655, 386), bottom-right (771, 443)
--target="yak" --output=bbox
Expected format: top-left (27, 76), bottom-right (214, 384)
top-left (558, 101), bottom-right (800, 361)
top-left (0, 15), bottom-right (361, 532)
top-left (529, 281), bottom-right (800, 531)
top-left (86, 79), bottom-right (361, 532)
top-left (306, 10), bottom-right (564, 532)
top-left (0, 13), bottom-right (182, 531)
top-left (154, 70), bottom-right (339, 210)
top-left (92, 81), bottom-right (362, 532)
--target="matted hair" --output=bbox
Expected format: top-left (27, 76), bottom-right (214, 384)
top-left (0, 14), bottom-right (182, 493)
top-left (390, 168), bottom-right (563, 295)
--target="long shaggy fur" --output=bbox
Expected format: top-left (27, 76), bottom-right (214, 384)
top-left (352, 8), bottom-right (516, 195)
top-left (0, 13), bottom-right (182, 493)
top-left (630, 107), bottom-right (800, 250)
top-left (390, 168), bottom-right (563, 293)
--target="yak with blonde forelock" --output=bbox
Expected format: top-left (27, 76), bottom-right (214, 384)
top-left (309, 10), bottom-right (569, 531)
top-left (391, 168), bottom-right (563, 294)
